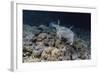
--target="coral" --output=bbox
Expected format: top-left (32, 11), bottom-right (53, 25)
top-left (23, 21), bottom-right (91, 62)
top-left (51, 48), bottom-right (60, 58)
top-left (48, 38), bottom-right (55, 47)
top-left (41, 47), bottom-right (53, 60)
top-left (73, 38), bottom-right (88, 49)
top-left (37, 33), bottom-right (47, 40)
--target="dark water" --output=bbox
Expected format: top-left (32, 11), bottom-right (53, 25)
top-left (23, 10), bottom-right (91, 41)
top-left (23, 10), bottom-right (91, 31)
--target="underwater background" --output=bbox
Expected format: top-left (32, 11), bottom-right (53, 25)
top-left (23, 10), bottom-right (91, 41)
top-left (22, 10), bottom-right (91, 62)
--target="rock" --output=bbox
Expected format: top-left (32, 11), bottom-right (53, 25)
top-left (34, 45), bottom-right (44, 50)
top-left (48, 38), bottom-right (55, 46)
top-left (32, 45), bottom-right (44, 58)
top-left (31, 36), bottom-right (37, 43)
top-left (23, 43), bottom-right (35, 53)
top-left (35, 41), bottom-right (44, 46)
top-left (54, 38), bottom-right (66, 49)
top-left (41, 47), bottom-right (55, 60)
top-left (41, 51), bottom-right (49, 60)
top-left (73, 38), bottom-right (88, 50)
top-left (42, 38), bottom-right (51, 47)
top-left (58, 44), bottom-right (65, 49)
top-left (23, 25), bottom-right (35, 40)
top-left (55, 39), bottom-right (61, 48)
top-left (23, 39), bottom-right (32, 46)
top-left (23, 24), bottom-right (32, 31)
top-left (23, 51), bottom-right (32, 58)
top-left (36, 38), bottom-right (43, 42)
top-left (69, 47), bottom-right (78, 60)
top-left (23, 32), bottom-right (34, 40)
top-left (26, 33), bottom-right (35, 40)
top-left (32, 26), bottom-right (41, 35)
top-left (46, 34), bottom-right (52, 39)
top-left (23, 45), bottom-right (33, 53)
top-left (43, 47), bottom-right (54, 54)
top-left (39, 24), bottom-right (56, 34)
top-left (51, 48), bottom-right (60, 59)
top-left (23, 25), bottom-right (32, 36)
top-left (23, 52), bottom-right (31, 57)
top-left (37, 33), bottom-right (47, 41)
top-left (59, 47), bottom-right (66, 56)
top-left (38, 25), bottom-right (50, 33)
top-left (39, 25), bottom-right (48, 30)
top-left (78, 48), bottom-right (90, 59)
top-left (32, 50), bottom-right (42, 58)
